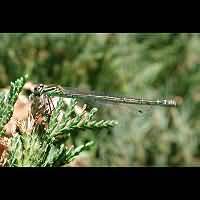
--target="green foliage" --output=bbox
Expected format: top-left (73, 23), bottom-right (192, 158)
top-left (47, 99), bottom-right (117, 139)
top-left (1, 78), bottom-right (117, 167)
top-left (7, 133), bottom-right (94, 167)
top-left (0, 75), bottom-right (27, 136)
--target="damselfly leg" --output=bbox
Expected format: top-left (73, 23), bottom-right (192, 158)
top-left (30, 89), bottom-right (56, 129)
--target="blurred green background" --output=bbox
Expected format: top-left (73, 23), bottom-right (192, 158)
top-left (0, 33), bottom-right (199, 166)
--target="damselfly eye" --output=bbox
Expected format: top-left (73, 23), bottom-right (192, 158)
top-left (39, 84), bottom-right (44, 88)
top-left (34, 84), bottom-right (44, 96)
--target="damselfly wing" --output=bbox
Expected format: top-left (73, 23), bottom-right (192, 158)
top-left (32, 84), bottom-right (177, 120)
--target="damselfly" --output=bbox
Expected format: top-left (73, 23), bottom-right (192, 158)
top-left (33, 84), bottom-right (177, 110)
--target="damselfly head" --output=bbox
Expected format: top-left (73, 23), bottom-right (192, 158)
top-left (33, 84), bottom-right (44, 96)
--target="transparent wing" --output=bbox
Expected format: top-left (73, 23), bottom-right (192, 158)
top-left (61, 87), bottom-right (169, 116)
top-left (60, 93), bottom-right (154, 119)
top-left (43, 85), bottom-right (175, 118)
